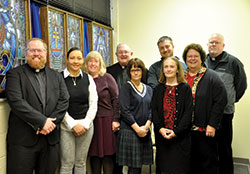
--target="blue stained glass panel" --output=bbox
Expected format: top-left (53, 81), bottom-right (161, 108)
top-left (67, 15), bottom-right (81, 49)
top-left (92, 24), bottom-right (111, 66)
top-left (0, 0), bottom-right (26, 89)
top-left (48, 10), bottom-right (65, 71)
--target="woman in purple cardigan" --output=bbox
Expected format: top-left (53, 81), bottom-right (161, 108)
top-left (84, 51), bottom-right (120, 174)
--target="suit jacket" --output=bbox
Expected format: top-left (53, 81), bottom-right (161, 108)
top-left (6, 64), bottom-right (69, 146)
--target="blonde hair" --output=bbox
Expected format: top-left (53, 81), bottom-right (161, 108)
top-left (159, 56), bottom-right (186, 84)
top-left (84, 51), bottom-right (106, 76)
top-left (27, 38), bottom-right (47, 52)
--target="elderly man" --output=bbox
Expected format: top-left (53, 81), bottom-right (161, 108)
top-left (206, 33), bottom-right (247, 174)
top-left (147, 36), bottom-right (187, 88)
top-left (6, 38), bottom-right (69, 174)
top-left (107, 43), bottom-right (133, 92)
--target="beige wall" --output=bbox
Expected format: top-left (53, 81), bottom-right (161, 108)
top-left (0, 101), bottom-right (10, 174)
top-left (112, 0), bottom-right (250, 160)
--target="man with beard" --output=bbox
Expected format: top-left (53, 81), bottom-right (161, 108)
top-left (148, 36), bottom-right (187, 88)
top-left (5, 38), bottom-right (69, 174)
top-left (206, 33), bottom-right (247, 174)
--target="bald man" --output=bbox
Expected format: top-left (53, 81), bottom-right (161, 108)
top-left (206, 33), bottom-right (247, 174)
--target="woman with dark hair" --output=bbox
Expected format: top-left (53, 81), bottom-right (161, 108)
top-left (60, 47), bottom-right (98, 174)
top-left (152, 56), bottom-right (193, 174)
top-left (84, 51), bottom-right (120, 174)
top-left (182, 43), bottom-right (227, 174)
top-left (116, 58), bottom-right (153, 174)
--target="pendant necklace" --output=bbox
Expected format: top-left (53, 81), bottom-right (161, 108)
top-left (72, 77), bottom-right (77, 86)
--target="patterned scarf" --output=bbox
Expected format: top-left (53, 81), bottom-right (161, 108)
top-left (184, 66), bottom-right (207, 131)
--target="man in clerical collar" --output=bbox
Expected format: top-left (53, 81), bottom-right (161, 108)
top-left (206, 33), bottom-right (247, 174)
top-left (107, 43), bottom-right (133, 92)
top-left (5, 38), bottom-right (69, 174)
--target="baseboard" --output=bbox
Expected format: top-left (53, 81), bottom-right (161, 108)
top-left (233, 157), bottom-right (250, 165)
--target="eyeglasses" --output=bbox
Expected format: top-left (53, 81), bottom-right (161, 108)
top-left (130, 69), bottom-right (142, 73)
top-left (209, 41), bottom-right (221, 45)
top-left (27, 48), bottom-right (46, 54)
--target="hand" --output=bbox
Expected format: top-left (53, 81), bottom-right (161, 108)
top-left (112, 121), bottom-right (120, 132)
top-left (72, 124), bottom-right (86, 136)
top-left (37, 118), bottom-right (56, 135)
top-left (159, 128), bottom-right (175, 139)
top-left (206, 125), bottom-right (216, 137)
top-left (136, 126), bottom-right (148, 138)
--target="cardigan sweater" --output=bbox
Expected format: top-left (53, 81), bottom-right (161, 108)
top-left (93, 73), bottom-right (119, 121)
top-left (187, 68), bottom-right (228, 129)
top-left (152, 82), bottom-right (193, 138)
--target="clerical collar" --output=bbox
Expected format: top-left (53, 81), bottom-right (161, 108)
top-left (119, 63), bottom-right (126, 69)
top-left (28, 64), bottom-right (45, 73)
top-left (210, 51), bottom-right (224, 62)
top-left (35, 68), bottom-right (45, 73)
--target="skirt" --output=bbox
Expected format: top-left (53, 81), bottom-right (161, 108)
top-left (116, 128), bottom-right (153, 168)
top-left (88, 116), bottom-right (117, 157)
top-left (155, 134), bottom-right (191, 173)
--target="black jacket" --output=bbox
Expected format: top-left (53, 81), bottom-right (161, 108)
top-left (6, 64), bottom-right (69, 146)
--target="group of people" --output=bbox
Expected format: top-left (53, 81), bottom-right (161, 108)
top-left (5, 33), bottom-right (247, 174)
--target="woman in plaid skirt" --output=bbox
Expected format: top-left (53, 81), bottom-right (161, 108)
top-left (116, 58), bottom-right (153, 174)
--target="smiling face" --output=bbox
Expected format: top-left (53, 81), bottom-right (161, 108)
top-left (67, 50), bottom-right (84, 74)
top-left (87, 57), bottom-right (100, 78)
top-left (163, 58), bottom-right (178, 80)
top-left (26, 39), bottom-right (47, 69)
top-left (116, 44), bottom-right (133, 66)
top-left (158, 40), bottom-right (174, 58)
top-left (186, 49), bottom-right (202, 70)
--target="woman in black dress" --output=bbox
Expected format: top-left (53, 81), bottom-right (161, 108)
top-left (152, 56), bottom-right (193, 174)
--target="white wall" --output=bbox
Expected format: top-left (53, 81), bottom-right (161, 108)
top-left (111, 0), bottom-right (250, 160)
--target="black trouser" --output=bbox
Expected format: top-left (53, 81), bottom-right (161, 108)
top-left (90, 155), bottom-right (114, 174)
top-left (112, 154), bottom-right (123, 174)
top-left (7, 136), bottom-right (59, 174)
top-left (191, 131), bottom-right (219, 174)
top-left (217, 113), bottom-right (234, 174)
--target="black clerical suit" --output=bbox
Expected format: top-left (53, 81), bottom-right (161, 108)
top-left (5, 63), bottom-right (69, 174)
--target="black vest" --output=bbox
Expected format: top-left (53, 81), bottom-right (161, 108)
top-left (63, 72), bottom-right (90, 119)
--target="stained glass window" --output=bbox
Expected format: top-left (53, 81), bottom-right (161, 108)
top-left (67, 15), bottom-right (81, 50)
top-left (48, 9), bottom-right (65, 71)
top-left (0, 0), bottom-right (26, 89)
top-left (92, 23), bottom-right (112, 66)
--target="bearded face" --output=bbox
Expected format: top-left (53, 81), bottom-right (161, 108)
top-left (26, 40), bottom-right (47, 69)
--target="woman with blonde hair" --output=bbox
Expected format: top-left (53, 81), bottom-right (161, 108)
top-left (152, 56), bottom-right (193, 174)
top-left (84, 51), bottom-right (120, 174)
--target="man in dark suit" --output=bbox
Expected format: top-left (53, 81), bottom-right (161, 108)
top-left (5, 38), bottom-right (69, 174)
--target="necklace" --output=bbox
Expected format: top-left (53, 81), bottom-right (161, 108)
top-left (72, 77), bottom-right (77, 86)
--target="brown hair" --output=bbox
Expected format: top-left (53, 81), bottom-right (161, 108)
top-left (126, 58), bottom-right (146, 80)
top-left (159, 56), bottom-right (186, 84)
top-left (182, 43), bottom-right (206, 65)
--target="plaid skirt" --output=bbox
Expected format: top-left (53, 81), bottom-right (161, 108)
top-left (116, 128), bottom-right (153, 168)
